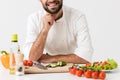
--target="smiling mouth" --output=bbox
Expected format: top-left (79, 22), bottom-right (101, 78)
top-left (47, 2), bottom-right (59, 9)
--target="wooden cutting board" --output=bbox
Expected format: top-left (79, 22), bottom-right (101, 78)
top-left (25, 63), bottom-right (73, 74)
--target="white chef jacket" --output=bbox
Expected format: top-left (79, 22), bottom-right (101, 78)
top-left (23, 5), bottom-right (93, 62)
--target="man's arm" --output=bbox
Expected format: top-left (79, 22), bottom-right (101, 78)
top-left (39, 54), bottom-right (90, 64)
top-left (29, 14), bottom-right (54, 61)
top-left (29, 29), bottom-right (49, 61)
top-left (38, 15), bottom-right (93, 64)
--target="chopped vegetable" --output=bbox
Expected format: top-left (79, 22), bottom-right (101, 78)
top-left (46, 63), bottom-right (58, 68)
top-left (57, 61), bottom-right (67, 66)
top-left (78, 58), bottom-right (118, 71)
top-left (46, 61), bottom-right (67, 68)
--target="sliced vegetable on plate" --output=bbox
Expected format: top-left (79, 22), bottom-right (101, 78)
top-left (92, 58), bottom-right (118, 71)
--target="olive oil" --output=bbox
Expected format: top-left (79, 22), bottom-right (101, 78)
top-left (9, 34), bottom-right (19, 74)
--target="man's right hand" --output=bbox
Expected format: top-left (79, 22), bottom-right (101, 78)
top-left (42, 14), bottom-right (55, 31)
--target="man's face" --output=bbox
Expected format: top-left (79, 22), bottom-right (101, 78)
top-left (40, 0), bottom-right (63, 14)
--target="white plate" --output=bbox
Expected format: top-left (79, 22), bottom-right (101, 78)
top-left (102, 68), bottom-right (118, 72)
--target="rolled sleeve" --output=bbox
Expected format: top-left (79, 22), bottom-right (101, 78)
top-left (74, 15), bottom-right (93, 62)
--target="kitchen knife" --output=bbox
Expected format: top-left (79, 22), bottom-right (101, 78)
top-left (33, 61), bottom-right (47, 70)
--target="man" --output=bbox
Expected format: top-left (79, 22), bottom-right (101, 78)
top-left (24, 0), bottom-right (93, 64)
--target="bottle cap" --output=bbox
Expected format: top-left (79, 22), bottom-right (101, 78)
top-left (11, 34), bottom-right (18, 42)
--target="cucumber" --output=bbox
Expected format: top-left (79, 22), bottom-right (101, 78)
top-left (46, 63), bottom-right (57, 68)
top-left (46, 61), bottom-right (67, 68)
top-left (57, 61), bottom-right (67, 66)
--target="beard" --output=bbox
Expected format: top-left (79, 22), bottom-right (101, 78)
top-left (42, 0), bottom-right (63, 14)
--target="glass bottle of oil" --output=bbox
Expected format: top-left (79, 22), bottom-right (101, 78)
top-left (9, 34), bottom-right (19, 74)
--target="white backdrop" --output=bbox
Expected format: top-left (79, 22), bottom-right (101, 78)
top-left (0, 0), bottom-right (120, 64)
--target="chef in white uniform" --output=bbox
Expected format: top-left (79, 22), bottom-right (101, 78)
top-left (23, 0), bottom-right (93, 64)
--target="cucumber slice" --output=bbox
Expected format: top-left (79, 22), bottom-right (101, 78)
top-left (57, 61), bottom-right (67, 66)
top-left (46, 63), bottom-right (57, 68)
top-left (46, 61), bottom-right (67, 68)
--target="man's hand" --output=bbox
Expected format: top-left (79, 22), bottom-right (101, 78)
top-left (42, 14), bottom-right (55, 31)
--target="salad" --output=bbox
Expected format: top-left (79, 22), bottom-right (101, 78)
top-left (84, 59), bottom-right (118, 71)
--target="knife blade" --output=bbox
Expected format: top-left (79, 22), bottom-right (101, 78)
top-left (33, 61), bottom-right (47, 70)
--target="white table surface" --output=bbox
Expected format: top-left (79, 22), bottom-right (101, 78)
top-left (0, 62), bottom-right (120, 80)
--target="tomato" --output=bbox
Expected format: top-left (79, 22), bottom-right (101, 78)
top-left (99, 71), bottom-right (106, 79)
top-left (23, 60), bottom-right (28, 66)
top-left (69, 68), bottom-right (72, 73)
top-left (75, 69), bottom-right (83, 77)
top-left (92, 71), bottom-right (99, 79)
top-left (69, 67), bottom-right (76, 75)
top-left (69, 67), bottom-right (74, 74)
top-left (28, 60), bottom-right (33, 66)
top-left (23, 60), bottom-right (33, 66)
top-left (102, 61), bottom-right (109, 66)
top-left (84, 70), bottom-right (92, 78)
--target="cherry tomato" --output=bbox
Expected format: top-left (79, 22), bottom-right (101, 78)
top-left (102, 61), bottom-right (109, 66)
top-left (69, 68), bottom-right (72, 74)
top-left (99, 71), bottom-right (106, 79)
top-left (23, 60), bottom-right (28, 66)
top-left (69, 67), bottom-right (76, 75)
top-left (92, 71), bottom-right (99, 79)
top-left (84, 70), bottom-right (92, 78)
top-left (73, 66), bottom-right (77, 70)
top-left (23, 60), bottom-right (33, 66)
top-left (28, 60), bottom-right (33, 66)
top-left (75, 69), bottom-right (83, 77)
